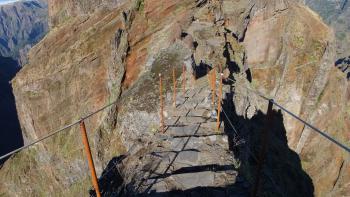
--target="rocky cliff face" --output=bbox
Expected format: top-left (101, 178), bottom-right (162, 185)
top-left (305, 0), bottom-right (350, 88)
top-left (0, 0), bottom-right (48, 65)
top-left (241, 1), bottom-right (350, 196)
top-left (305, 0), bottom-right (350, 66)
top-left (0, 0), bottom-right (349, 196)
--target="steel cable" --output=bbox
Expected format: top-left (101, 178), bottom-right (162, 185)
top-left (0, 100), bottom-right (119, 160)
top-left (226, 78), bottom-right (350, 154)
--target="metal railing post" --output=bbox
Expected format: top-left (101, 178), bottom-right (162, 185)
top-left (251, 99), bottom-right (274, 197)
top-left (80, 120), bottom-right (101, 197)
top-left (173, 68), bottom-right (176, 108)
top-left (216, 73), bottom-right (223, 132)
top-left (212, 69), bottom-right (216, 106)
top-left (182, 64), bottom-right (186, 96)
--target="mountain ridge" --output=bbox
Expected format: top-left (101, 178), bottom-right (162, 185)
top-left (0, 0), bottom-right (348, 196)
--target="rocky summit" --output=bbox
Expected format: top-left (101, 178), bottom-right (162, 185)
top-left (0, 0), bottom-right (349, 196)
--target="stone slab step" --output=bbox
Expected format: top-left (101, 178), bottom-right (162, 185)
top-left (164, 116), bottom-right (181, 126)
top-left (165, 108), bottom-right (190, 117)
top-left (147, 170), bottom-right (236, 193)
top-left (177, 101), bottom-right (200, 110)
top-left (178, 116), bottom-right (207, 124)
top-left (167, 128), bottom-right (225, 138)
top-left (200, 121), bottom-right (225, 131)
top-left (147, 148), bottom-right (236, 177)
top-left (166, 134), bottom-right (230, 151)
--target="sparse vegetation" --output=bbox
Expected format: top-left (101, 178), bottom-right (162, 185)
top-left (136, 0), bottom-right (145, 12)
top-left (294, 35), bottom-right (305, 49)
top-left (316, 80), bottom-right (328, 104)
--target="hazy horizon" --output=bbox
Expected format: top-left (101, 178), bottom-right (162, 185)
top-left (0, 0), bottom-right (25, 5)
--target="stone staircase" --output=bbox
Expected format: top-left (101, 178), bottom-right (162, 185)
top-left (113, 77), bottom-right (251, 196)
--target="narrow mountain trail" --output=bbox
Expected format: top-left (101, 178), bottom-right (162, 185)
top-left (107, 75), bottom-right (251, 196)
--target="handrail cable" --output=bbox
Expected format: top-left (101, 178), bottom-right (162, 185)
top-left (0, 100), bottom-right (119, 161)
top-left (226, 78), bottom-right (350, 154)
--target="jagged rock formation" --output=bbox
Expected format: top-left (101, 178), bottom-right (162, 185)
top-left (0, 0), bottom-right (48, 65)
top-left (0, 0), bottom-right (349, 196)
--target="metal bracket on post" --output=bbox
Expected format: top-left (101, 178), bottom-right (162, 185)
top-left (251, 99), bottom-right (274, 197)
top-left (80, 120), bottom-right (101, 197)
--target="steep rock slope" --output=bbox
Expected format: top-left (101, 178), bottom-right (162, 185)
top-left (0, 0), bottom-right (48, 65)
top-left (241, 1), bottom-right (350, 195)
top-left (305, 0), bottom-right (350, 58)
top-left (304, 0), bottom-right (350, 82)
top-left (0, 0), bottom-right (349, 196)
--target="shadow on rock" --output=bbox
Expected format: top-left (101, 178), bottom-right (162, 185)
top-left (220, 89), bottom-right (315, 197)
top-left (0, 56), bottom-right (23, 166)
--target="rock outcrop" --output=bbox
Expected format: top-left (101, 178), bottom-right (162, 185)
top-left (336, 56), bottom-right (350, 80)
top-left (0, 0), bottom-right (48, 65)
top-left (0, 0), bottom-right (349, 196)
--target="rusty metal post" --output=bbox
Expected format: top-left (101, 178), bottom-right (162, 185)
top-left (173, 68), bottom-right (176, 108)
top-left (159, 74), bottom-right (165, 133)
top-left (251, 100), bottom-right (274, 197)
top-left (212, 69), bottom-right (216, 106)
top-left (182, 64), bottom-right (186, 96)
top-left (80, 121), bottom-right (101, 197)
top-left (216, 73), bottom-right (223, 132)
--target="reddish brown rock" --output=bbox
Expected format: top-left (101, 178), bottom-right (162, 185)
top-left (0, 0), bottom-right (348, 196)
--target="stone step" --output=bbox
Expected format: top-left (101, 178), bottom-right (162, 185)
top-left (144, 147), bottom-right (237, 193)
top-left (186, 108), bottom-right (210, 117)
top-left (147, 146), bottom-right (236, 174)
top-left (177, 100), bottom-right (200, 110)
top-left (148, 170), bottom-right (237, 193)
top-left (166, 124), bottom-right (224, 135)
top-left (164, 116), bottom-right (181, 126)
top-left (166, 133), bottom-right (230, 151)
top-left (177, 116), bottom-right (207, 124)
top-left (183, 90), bottom-right (197, 98)
top-left (195, 89), bottom-right (212, 98)
top-left (165, 108), bottom-right (190, 117)
top-left (200, 121), bottom-right (225, 131)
